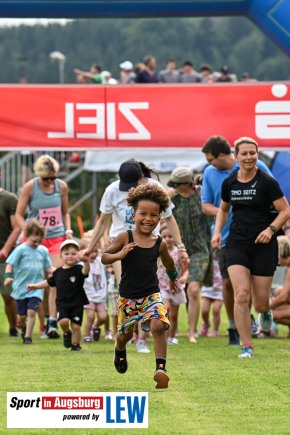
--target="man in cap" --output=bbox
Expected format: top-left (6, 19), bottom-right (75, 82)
top-left (167, 167), bottom-right (213, 343)
top-left (119, 60), bottom-right (136, 84)
top-left (216, 66), bottom-right (232, 82)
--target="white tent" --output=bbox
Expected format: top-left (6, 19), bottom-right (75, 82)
top-left (84, 149), bottom-right (207, 173)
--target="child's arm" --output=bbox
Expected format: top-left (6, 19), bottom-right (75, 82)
top-left (46, 266), bottom-right (56, 277)
top-left (101, 232), bottom-right (136, 265)
top-left (179, 268), bottom-right (189, 285)
top-left (159, 240), bottom-right (180, 294)
top-left (4, 264), bottom-right (14, 286)
top-left (82, 258), bottom-right (90, 276)
top-left (27, 280), bottom-right (49, 291)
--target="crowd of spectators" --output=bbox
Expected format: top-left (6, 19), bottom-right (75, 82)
top-left (74, 55), bottom-right (257, 85)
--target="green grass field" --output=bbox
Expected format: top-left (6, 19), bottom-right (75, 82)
top-left (1, 300), bottom-right (290, 435)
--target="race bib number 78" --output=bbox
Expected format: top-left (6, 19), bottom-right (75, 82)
top-left (39, 206), bottom-right (62, 228)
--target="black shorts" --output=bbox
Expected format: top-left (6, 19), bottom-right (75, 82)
top-left (225, 239), bottom-right (278, 277)
top-left (58, 306), bottom-right (84, 326)
top-left (16, 297), bottom-right (41, 316)
top-left (216, 248), bottom-right (229, 279)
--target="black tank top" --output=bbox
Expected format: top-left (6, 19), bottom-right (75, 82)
top-left (119, 230), bottom-right (162, 299)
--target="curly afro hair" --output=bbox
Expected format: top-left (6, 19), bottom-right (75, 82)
top-left (127, 183), bottom-right (170, 213)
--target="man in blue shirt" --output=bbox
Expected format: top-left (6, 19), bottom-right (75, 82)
top-left (201, 135), bottom-right (271, 344)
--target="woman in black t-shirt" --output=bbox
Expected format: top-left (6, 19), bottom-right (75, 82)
top-left (211, 137), bottom-right (290, 359)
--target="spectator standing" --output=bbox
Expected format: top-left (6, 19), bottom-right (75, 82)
top-left (167, 167), bottom-right (212, 343)
top-left (101, 71), bottom-right (118, 84)
top-left (0, 185), bottom-right (21, 337)
top-left (15, 154), bottom-right (73, 339)
top-left (158, 58), bottom-right (181, 83)
top-left (5, 220), bottom-right (52, 344)
top-left (201, 135), bottom-right (272, 345)
top-left (216, 66), bottom-right (233, 82)
top-left (135, 55), bottom-right (159, 83)
top-left (199, 64), bottom-right (213, 83)
top-left (119, 60), bottom-right (136, 84)
top-left (211, 137), bottom-right (290, 358)
top-left (180, 61), bottom-right (201, 83)
top-left (74, 64), bottom-right (106, 84)
top-left (101, 183), bottom-right (179, 389)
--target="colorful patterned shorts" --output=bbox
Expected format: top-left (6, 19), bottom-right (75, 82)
top-left (118, 292), bottom-right (170, 335)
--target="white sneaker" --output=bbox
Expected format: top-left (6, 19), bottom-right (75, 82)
top-left (136, 340), bottom-right (150, 353)
top-left (167, 337), bottom-right (179, 345)
top-left (258, 310), bottom-right (273, 332)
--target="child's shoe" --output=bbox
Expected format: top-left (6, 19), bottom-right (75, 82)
top-left (23, 337), bottom-right (32, 344)
top-left (105, 329), bottom-right (113, 340)
top-left (9, 328), bottom-right (19, 337)
top-left (83, 336), bottom-right (92, 343)
top-left (71, 344), bottom-right (82, 351)
top-left (207, 330), bottom-right (218, 337)
top-left (238, 345), bottom-right (254, 358)
top-left (63, 330), bottom-right (72, 348)
top-left (114, 347), bottom-right (128, 374)
top-left (136, 340), bottom-right (150, 353)
top-left (199, 322), bottom-right (210, 336)
top-left (92, 326), bottom-right (101, 342)
top-left (167, 337), bottom-right (179, 345)
top-left (153, 369), bottom-right (169, 389)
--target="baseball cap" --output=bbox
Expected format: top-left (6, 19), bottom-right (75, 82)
top-left (221, 65), bottom-right (229, 74)
top-left (167, 167), bottom-right (193, 188)
top-left (118, 159), bottom-right (143, 192)
top-left (60, 239), bottom-right (80, 251)
top-left (119, 60), bottom-right (133, 71)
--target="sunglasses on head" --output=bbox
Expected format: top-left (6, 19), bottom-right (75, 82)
top-left (41, 176), bottom-right (56, 181)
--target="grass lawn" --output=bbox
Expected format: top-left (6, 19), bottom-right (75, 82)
top-left (0, 300), bottom-right (290, 435)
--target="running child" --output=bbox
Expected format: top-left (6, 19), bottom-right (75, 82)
top-left (101, 183), bottom-right (179, 389)
top-left (4, 220), bottom-right (53, 344)
top-left (157, 223), bottom-right (188, 344)
top-left (27, 239), bottom-right (90, 351)
top-left (79, 237), bottom-right (109, 343)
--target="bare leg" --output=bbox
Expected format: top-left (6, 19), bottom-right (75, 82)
top-left (25, 309), bottom-right (36, 339)
top-left (201, 297), bottom-right (211, 325)
top-left (2, 294), bottom-right (17, 330)
top-left (212, 299), bottom-right (223, 332)
top-left (151, 318), bottom-right (167, 358)
top-left (168, 304), bottom-right (179, 339)
top-left (71, 323), bottom-right (81, 345)
top-left (187, 281), bottom-right (200, 342)
top-left (222, 277), bottom-right (235, 327)
top-left (84, 308), bottom-right (95, 337)
top-left (116, 329), bottom-right (134, 350)
top-left (228, 265), bottom-right (252, 346)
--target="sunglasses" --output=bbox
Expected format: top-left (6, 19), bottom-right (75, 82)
top-left (41, 176), bottom-right (56, 181)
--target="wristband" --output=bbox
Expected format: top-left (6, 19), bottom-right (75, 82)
top-left (65, 229), bottom-right (73, 235)
top-left (4, 272), bottom-right (12, 279)
top-left (166, 266), bottom-right (178, 281)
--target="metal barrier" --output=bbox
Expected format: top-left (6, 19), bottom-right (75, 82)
top-left (0, 151), bottom-right (85, 194)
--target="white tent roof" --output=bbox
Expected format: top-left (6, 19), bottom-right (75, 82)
top-left (84, 149), bottom-right (207, 173)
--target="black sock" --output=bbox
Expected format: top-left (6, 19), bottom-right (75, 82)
top-left (115, 347), bottom-right (126, 358)
top-left (156, 357), bottom-right (166, 371)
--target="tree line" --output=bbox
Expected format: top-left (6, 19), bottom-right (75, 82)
top-left (0, 16), bottom-right (289, 84)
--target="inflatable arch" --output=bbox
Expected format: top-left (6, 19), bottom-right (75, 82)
top-left (0, 1), bottom-right (289, 56)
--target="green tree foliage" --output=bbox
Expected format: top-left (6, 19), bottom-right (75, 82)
top-left (0, 17), bottom-right (289, 84)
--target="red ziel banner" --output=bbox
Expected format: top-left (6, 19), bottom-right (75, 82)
top-left (0, 82), bottom-right (289, 149)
